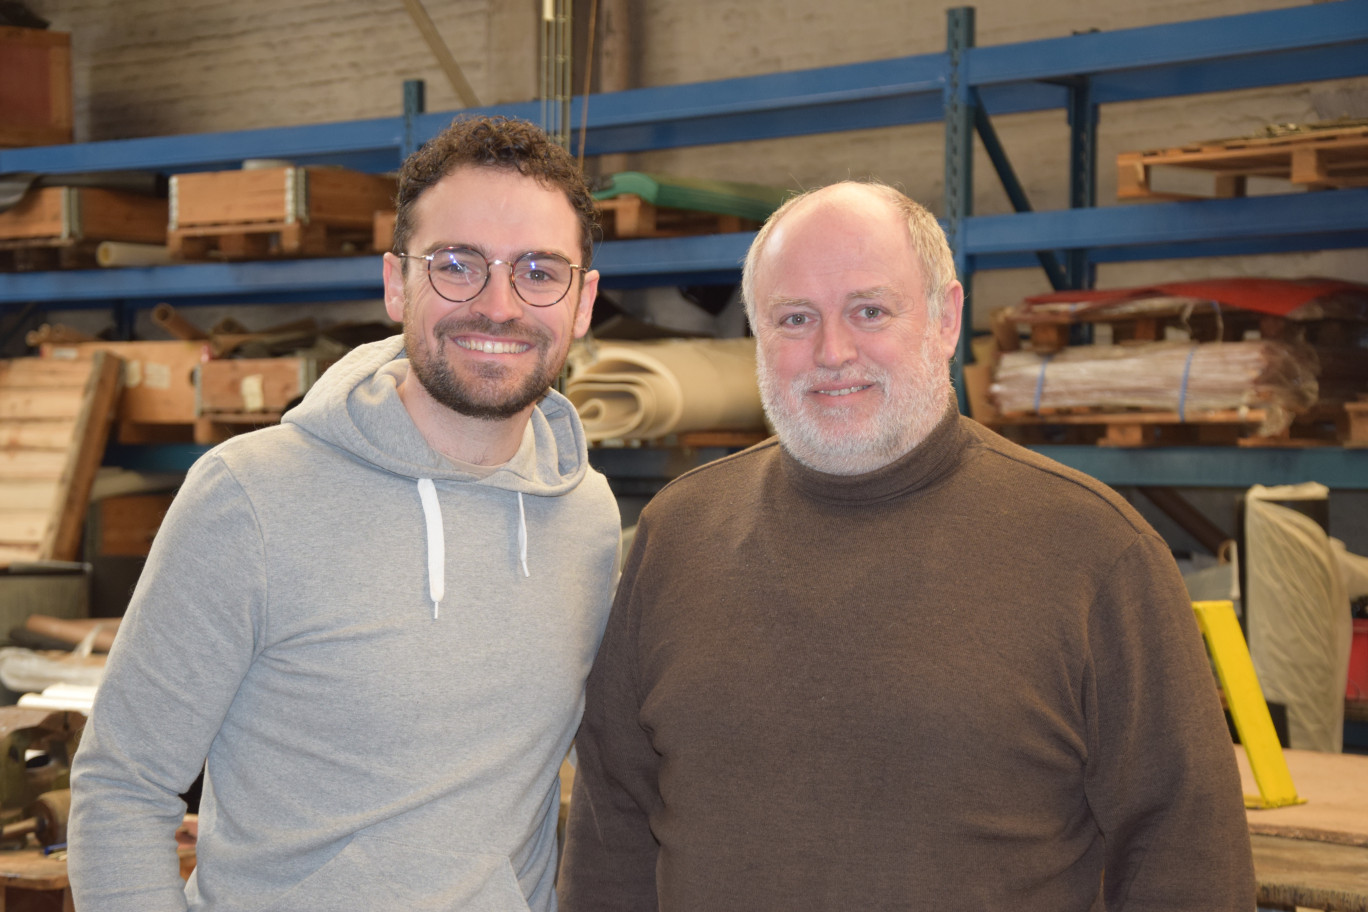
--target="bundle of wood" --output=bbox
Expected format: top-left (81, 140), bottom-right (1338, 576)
top-left (988, 340), bottom-right (1319, 435)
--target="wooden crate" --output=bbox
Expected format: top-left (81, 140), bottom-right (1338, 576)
top-left (1118, 125), bottom-right (1368, 201)
top-left (0, 187), bottom-right (169, 270)
top-left (43, 341), bottom-right (211, 443)
top-left (0, 354), bottom-right (122, 567)
top-left (89, 492), bottom-right (175, 558)
top-left (595, 194), bottom-right (760, 239)
top-left (0, 27), bottom-right (72, 148)
top-left (197, 356), bottom-right (329, 422)
top-left (168, 166), bottom-right (396, 260)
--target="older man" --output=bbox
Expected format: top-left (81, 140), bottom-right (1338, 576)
top-left (559, 181), bottom-right (1254, 911)
top-left (69, 117), bottom-right (621, 912)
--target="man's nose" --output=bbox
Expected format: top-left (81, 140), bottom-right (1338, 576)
top-left (814, 321), bottom-right (857, 369)
top-left (468, 262), bottom-right (523, 323)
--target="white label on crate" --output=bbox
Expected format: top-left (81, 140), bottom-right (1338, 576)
top-left (241, 374), bottom-right (266, 412)
top-left (143, 361), bottom-right (172, 390)
top-left (125, 360), bottom-right (143, 388)
top-left (50, 347), bottom-right (78, 360)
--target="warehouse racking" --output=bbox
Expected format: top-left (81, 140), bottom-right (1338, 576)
top-left (1, 1), bottom-right (1366, 486)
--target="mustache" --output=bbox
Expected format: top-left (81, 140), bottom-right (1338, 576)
top-left (432, 313), bottom-right (550, 345)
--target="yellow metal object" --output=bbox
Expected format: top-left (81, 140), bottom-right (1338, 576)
top-left (1192, 600), bottom-right (1304, 809)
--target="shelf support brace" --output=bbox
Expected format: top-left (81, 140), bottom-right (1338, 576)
top-left (972, 104), bottom-right (1069, 291)
top-left (944, 6), bottom-right (975, 416)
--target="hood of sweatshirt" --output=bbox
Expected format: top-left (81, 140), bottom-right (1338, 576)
top-left (283, 334), bottom-right (594, 617)
top-left (283, 335), bottom-right (590, 495)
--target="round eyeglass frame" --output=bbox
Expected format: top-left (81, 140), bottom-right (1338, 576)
top-left (397, 246), bottom-right (585, 308)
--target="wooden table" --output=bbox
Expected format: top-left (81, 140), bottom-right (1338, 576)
top-left (0, 848), bottom-right (71, 911)
top-left (1238, 746), bottom-right (1368, 912)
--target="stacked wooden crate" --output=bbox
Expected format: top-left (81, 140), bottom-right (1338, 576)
top-left (0, 354), bottom-right (122, 567)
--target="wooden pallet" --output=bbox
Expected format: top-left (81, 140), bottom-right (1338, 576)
top-left (989, 404), bottom-right (1350, 449)
top-left (0, 353), bottom-right (123, 568)
top-left (1118, 125), bottom-right (1368, 201)
top-left (168, 219), bottom-right (375, 260)
top-left (596, 194), bottom-right (760, 239)
top-left (0, 238), bottom-right (101, 271)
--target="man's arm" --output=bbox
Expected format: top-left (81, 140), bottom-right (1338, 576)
top-left (1086, 533), bottom-right (1256, 910)
top-left (559, 518), bottom-right (664, 912)
top-left (68, 456), bottom-right (265, 912)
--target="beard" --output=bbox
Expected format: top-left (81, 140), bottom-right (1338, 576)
top-left (403, 304), bottom-right (570, 421)
top-left (757, 331), bottom-right (950, 475)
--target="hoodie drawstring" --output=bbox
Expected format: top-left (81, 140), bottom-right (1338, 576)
top-left (417, 478), bottom-right (445, 620)
top-left (417, 480), bottom-right (530, 620)
top-left (517, 492), bottom-right (530, 579)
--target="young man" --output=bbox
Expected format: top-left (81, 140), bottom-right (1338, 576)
top-left (560, 181), bottom-right (1255, 911)
top-left (69, 116), bottom-right (621, 912)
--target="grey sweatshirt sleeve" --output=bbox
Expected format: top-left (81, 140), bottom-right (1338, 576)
top-left (69, 455), bottom-right (265, 912)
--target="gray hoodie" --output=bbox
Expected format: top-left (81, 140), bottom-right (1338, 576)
top-left (69, 336), bottom-right (622, 912)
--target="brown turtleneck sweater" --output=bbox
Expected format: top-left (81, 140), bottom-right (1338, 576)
top-left (560, 406), bottom-right (1254, 912)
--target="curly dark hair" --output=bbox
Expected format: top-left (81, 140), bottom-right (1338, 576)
top-left (391, 115), bottom-right (597, 269)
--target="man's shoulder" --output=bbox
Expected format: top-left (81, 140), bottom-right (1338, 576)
top-left (958, 417), bottom-right (1152, 535)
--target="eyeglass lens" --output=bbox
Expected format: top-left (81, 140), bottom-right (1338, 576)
top-left (427, 247), bottom-right (575, 306)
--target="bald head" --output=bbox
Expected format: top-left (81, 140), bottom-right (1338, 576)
top-left (742, 181), bottom-right (957, 329)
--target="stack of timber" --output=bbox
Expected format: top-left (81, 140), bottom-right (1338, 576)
top-left (986, 278), bottom-right (1368, 447)
top-left (593, 172), bottom-right (789, 240)
top-left (168, 165), bottom-right (396, 260)
top-left (0, 353), bottom-right (122, 567)
top-left (1118, 119), bottom-right (1368, 201)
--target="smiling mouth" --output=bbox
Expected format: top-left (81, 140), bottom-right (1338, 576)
top-left (455, 338), bottom-right (532, 355)
top-left (814, 384), bottom-right (872, 397)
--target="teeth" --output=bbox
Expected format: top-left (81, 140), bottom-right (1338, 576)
top-left (457, 338), bottom-right (530, 354)
top-left (816, 385), bottom-right (868, 397)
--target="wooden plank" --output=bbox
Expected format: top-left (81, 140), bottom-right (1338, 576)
top-left (42, 351), bottom-right (122, 561)
top-left (0, 359), bottom-right (99, 387)
top-left (0, 510), bottom-right (50, 548)
top-left (1252, 835), bottom-right (1368, 912)
top-left (0, 389), bottom-right (84, 421)
top-left (0, 420), bottom-right (77, 450)
top-left (0, 451), bottom-right (67, 480)
top-left (0, 543), bottom-right (40, 565)
top-left (0, 480), bottom-right (61, 512)
top-left (1238, 745), bottom-right (1368, 847)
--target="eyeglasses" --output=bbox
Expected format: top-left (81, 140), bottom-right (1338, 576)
top-left (398, 246), bottom-right (584, 308)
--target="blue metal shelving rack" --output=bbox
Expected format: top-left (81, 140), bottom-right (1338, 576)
top-left (2, 1), bottom-right (1366, 486)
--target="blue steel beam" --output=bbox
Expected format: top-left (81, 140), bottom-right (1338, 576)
top-left (965, 189), bottom-right (1368, 255)
top-left (969, 0), bottom-right (1368, 87)
top-left (1030, 445), bottom-right (1368, 491)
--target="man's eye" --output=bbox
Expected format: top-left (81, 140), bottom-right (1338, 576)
top-left (860, 306), bottom-right (884, 319)
top-left (781, 313), bottom-right (809, 326)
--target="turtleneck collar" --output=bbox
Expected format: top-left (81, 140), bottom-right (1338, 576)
top-left (777, 397), bottom-right (966, 506)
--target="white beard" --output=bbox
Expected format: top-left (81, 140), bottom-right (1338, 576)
top-left (757, 331), bottom-right (950, 475)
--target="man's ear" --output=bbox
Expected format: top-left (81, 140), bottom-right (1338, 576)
top-left (383, 253), bottom-right (407, 323)
top-left (572, 269), bottom-right (600, 339)
top-left (937, 280), bottom-right (965, 362)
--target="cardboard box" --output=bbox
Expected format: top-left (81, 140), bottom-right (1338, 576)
top-left (0, 27), bottom-right (72, 148)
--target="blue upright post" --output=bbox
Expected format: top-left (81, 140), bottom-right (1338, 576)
top-left (945, 7), bottom-right (976, 415)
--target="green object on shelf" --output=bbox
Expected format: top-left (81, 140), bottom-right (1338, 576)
top-left (592, 172), bottom-right (791, 222)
